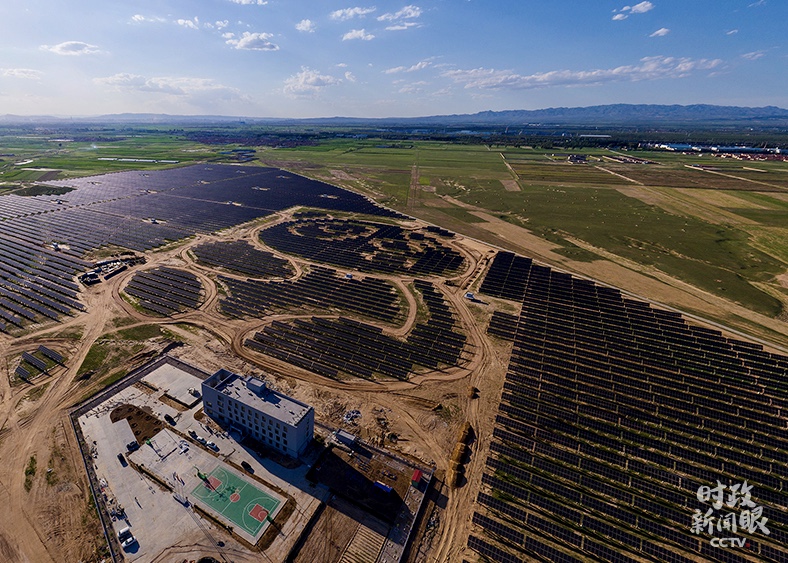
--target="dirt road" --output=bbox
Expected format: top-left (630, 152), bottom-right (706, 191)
top-left (0, 212), bottom-right (505, 562)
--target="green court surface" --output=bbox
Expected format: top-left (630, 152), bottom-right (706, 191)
top-left (191, 466), bottom-right (281, 537)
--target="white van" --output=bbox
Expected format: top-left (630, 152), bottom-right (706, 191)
top-left (118, 526), bottom-right (136, 548)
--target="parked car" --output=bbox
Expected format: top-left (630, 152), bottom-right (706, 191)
top-left (117, 526), bottom-right (136, 549)
top-left (196, 435), bottom-right (207, 445)
top-left (126, 441), bottom-right (140, 452)
top-left (206, 441), bottom-right (219, 451)
top-left (117, 452), bottom-right (127, 466)
top-left (164, 413), bottom-right (176, 425)
top-left (188, 429), bottom-right (198, 438)
top-left (241, 460), bottom-right (254, 473)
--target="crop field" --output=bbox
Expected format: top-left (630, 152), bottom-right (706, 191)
top-left (0, 132), bottom-right (237, 183)
top-left (508, 161), bottom-right (633, 186)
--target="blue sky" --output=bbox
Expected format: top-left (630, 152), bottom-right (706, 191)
top-left (0, 1), bottom-right (785, 118)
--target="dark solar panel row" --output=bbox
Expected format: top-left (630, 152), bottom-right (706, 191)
top-left (192, 240), bottom-right (294, 279)
top-left (0, 285), bottom-right (60, 320)
top-left (0, 306), bottom-right (24, 327)
top-left (218, 266), bottom-right (401, 323)
top-left (473, 250), bottom-right (788, 563)
top-left (1, 164), bottom-right (404, 329)
top-left (523, 537), bottom-right (583, 563)
top-left (487, 310), bottom-right (520, 341)
top-left (243, 281), bottom-right (466, 380)
top-left (472, 512), bottom-right (525, 546)
top-left (22, 352), bottom-right (47, 372)
top-left (125, 286), bottom-right (189, 316)
top-left (467, 535), bottom-right (522, 563)
top-left (126, 281), bottom-right (200, 308)
top-left (125, 267), bottom-right (204, 316)
top-left (38, 345), bottom-right (63, 363)
top-left (259, 218), bottom-right (464, 277)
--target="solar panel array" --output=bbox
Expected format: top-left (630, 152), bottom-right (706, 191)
top-left (14, 347), bottom-right (58, 380)
top-left (0, 231), bottom-right (88, 331)
top-left (191, 240), bottom-right (294, 279)
top-left (468, 251), bottom-right (788, 563)
top-left (487, 311), bottom-right (520, 341)
top-left (243, 280), bottom-right (466, 380)
top-left (38, 345), bottom-right (63, 364)
top-left (218, 266), bottom-right (402, 323)
top-left (259, 218), bottom-right (465, 276)
top-left (0, 164), bottom-right (401, 330)
top-left (125, 267), bottom-right (204, 316)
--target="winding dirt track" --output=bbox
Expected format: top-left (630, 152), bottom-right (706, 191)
top-left (0, 212), bottom-right (499, 562)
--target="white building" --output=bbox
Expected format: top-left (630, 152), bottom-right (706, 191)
top-left (202, 369), bottom-right (314, 457)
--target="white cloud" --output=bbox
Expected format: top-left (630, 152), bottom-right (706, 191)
top-left (215, 20), bottom-right (230, 29)
top-left (342, 29), bottom-right (374, 41)
top-left (378, 5), bottom-right (422, 21)
top-left (222, 32), bottom-right (235, 39)
top-left (228, 0), bottom-right (268, 4)
top-left (612, 1), bottom-right (653, 20)
top-left (650, 27), bottom-right (670, 37)
top-left (385, 61), bottom-right (430, 74)
top-left (41, 41), bottom-right (101, 56)
top-left (95, 74), bottom-right (243, 102)
top-left (330, 7), bottom-right (376, 21)
top-left (741, 51), bottom-right (765, 60)
top-left (225, 31), bottom-right (279, 51)
top-left (296, 19), bottom-right (315, 32)
top-left (1, 68), bottom-right (42, 80)
top-left (176, 17), bottom-right (199, 30)
top-left (629, 1), bottom-right (654, 13)
top-left (344, 71), bottom-right (357, 82)
top-left (131, 14), bottom-right (166, 24)
top-left (284, 67), bottom-right (342, 95)
top-left (443, 56), bottom-right (723, 90)
top-left (748, 0), bottom-right (766, 7)
top-left (388, 22), bottom-right (420, 30)
top-left (726, 29), bottom-right (738, 35)
top-left (398, 81), bottom-right (427, 94)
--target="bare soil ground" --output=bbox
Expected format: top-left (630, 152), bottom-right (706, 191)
top-left (0, 207), bottom-right (513, 562)
top-left (3, 179), bottom-right (784, 562)
top-left (499, 179), bottom-right (520, 192)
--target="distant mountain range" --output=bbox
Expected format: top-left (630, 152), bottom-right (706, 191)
top-left (2, 104), bottom-right (788, 127)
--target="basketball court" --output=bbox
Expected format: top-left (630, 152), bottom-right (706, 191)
top-left (190, 465), bottom-right (283, 539)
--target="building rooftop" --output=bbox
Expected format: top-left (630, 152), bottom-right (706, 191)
top-left (204, 369), bottom-right (312, 427)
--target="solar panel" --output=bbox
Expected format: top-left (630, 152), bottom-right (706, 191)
top-left (524, 536), bottom-right (582, 563)
top-left (22, 352), bottom-right (47, 372)
top-left (472, 512), bottom-right (524, 546)
top-left (467, 535), bottom-right (522, 563)
top-left (477, 492), bottom-right (529, 523)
